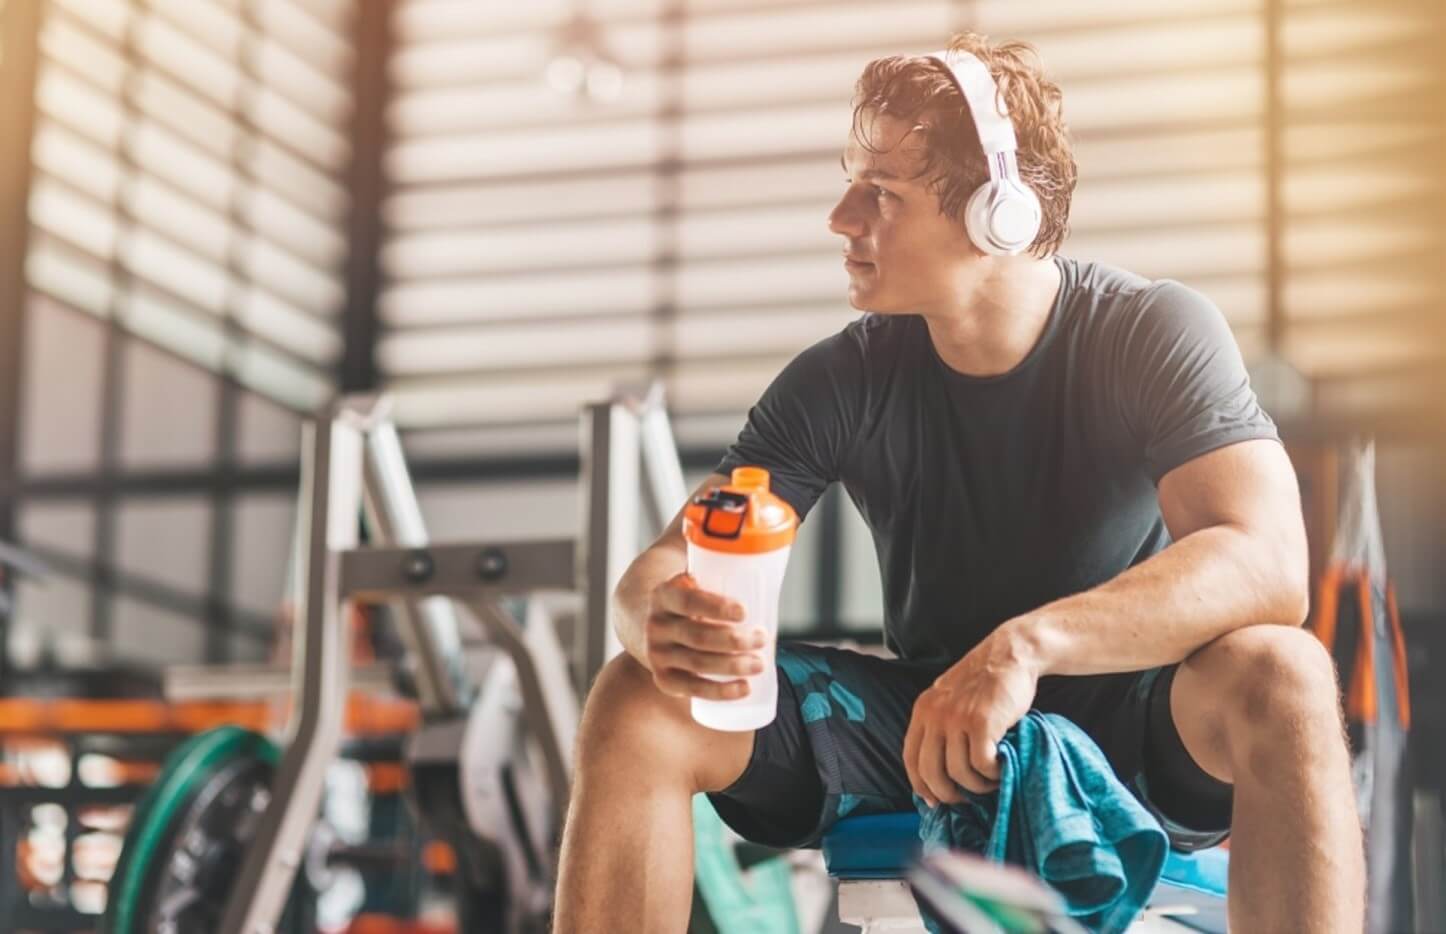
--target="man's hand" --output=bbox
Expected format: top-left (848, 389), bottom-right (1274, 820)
top-left (643, 572), bottom-right (768, 700)
top-left (903, 626), bottom-right (1041, 806)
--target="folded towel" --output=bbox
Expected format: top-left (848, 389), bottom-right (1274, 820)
top-left (914, 710), bottom-right (1167, 933)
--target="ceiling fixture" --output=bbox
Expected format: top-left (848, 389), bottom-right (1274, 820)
top-left (544, 7), bottom-right (625, 104)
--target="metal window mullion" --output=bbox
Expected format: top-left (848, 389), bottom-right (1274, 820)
top-left (340, 0), bottom-right (391, 394)
top-left (648, 0), bottom-right (684, 393)
top-left (0, 0), bottom-right (43, 697)
top-left (204, 2), bottom-right (267, 665)
top-left (1263, 0), bottom-right (1285, 356)
top-left (90, 0), bottom-right (150, 651)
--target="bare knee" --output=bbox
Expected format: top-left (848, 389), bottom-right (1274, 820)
top-left (576, 653), bottom-right (753, 793)
top-left (1183, 625), bottom-right (1343, 779)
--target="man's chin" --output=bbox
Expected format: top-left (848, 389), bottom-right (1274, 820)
top-left (847, 288), bottom-right (905, 315)
top-left (846, 285), bottom-right (879, 311)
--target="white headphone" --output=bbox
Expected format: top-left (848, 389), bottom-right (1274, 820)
top-left (928, 49), bottom-right (1042, 256)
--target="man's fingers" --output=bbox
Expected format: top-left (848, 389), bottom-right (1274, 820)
top-left (969, 729), bottom-right (1002, 782)
top-left (672, 618), bottom-right (766, 654)
top-left (917, 728), bottom-right (964, 805)
top-left (658, 576), bottom-right (746, 622)
top-left (654, 668), bottom-right (750, 701)
top-left (948, 732), bottom-right (999, 794)
top-left (902, 716), bottom-right (926, 803)
top-left (653, 644), bottom-right (765, 678)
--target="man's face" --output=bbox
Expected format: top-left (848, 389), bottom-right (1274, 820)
top-left (829, 110), bottom-right (979, 314)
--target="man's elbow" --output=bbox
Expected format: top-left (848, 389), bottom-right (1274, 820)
top-left (1278, 568), bottom-right (1311, 627)
top-left (1263, 533), bottom-right (1311, 627)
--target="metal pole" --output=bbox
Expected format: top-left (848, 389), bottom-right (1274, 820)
top-left (0, 0), bottom-right (42, 685)
top-left (220, 405), bottom-right (364, 934)
top-left (465, 598), bottom-right (573, 827)
top-left (634, 384), bottom-right (689, 524)
top-left (358, 400), bottom-right (468, 716)
top-left (577, 402), bottom-right (640, 692)
top-left (339, 0), bottom-right (390, 393)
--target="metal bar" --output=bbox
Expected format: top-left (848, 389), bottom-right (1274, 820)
top-left (576, 402), bottom-right (640, 692)
top-left (8, 446), bottom-right (731, 499)
top-left (220, 407), bottom-right (363, 934)
top-left (339, 0), bottom-right (390, 394)
top-left (163, 661), bottom-right (396, 700)
top-left (0, 0), bottom-right (42, 684)
top-left (360, 407), bottom-right (469, 715)
top-left (341, 540), bottom-right (576, 602)
top-left (463, 598), bottom-right (573, 829)
top-left (207, 0), bottom-right (261, 667)
top-left (0, 0), bottom-right (40, 541)
top-left (89, 0), bottom-right (146, 652)
top-left (634, 385), bottom-right (689, 528)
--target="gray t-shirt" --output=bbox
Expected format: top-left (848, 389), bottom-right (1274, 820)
top-left (716, 255), bottom-right (1280, 663)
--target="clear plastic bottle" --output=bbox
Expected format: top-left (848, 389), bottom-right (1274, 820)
top-left (682, 467), bottom-right (798, 731)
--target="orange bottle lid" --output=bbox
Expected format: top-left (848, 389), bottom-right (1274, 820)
top-left (683, 467), bottom-right (798, 554)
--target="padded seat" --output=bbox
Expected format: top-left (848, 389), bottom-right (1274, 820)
top-left (820, 811), bottom-right (1228, 897)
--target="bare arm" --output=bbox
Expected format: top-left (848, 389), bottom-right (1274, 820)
top-left (905, 438), bottom-right (1311, 804)
top-left (1007, 438), bottom-right (1311, 676)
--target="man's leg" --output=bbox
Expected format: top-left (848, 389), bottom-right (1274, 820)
top-left (1170, 624), bottom-right (1364, 933)
top-left (552, 653), bottom-right (755, 934)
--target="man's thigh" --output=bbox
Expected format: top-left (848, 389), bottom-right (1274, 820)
top-left (705, 641), bottom-right (944, 849)
top-left (1035, 666), bottom-right (1233, 850)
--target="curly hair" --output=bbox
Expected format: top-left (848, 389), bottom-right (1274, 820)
top-left (851, 33), bottom-right (1077, 257)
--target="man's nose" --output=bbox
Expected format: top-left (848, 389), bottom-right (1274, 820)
top-left (828, 191), bottom-right (865, 239)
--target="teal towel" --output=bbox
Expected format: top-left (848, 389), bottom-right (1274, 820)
top-left (914, 711), bottom-right (1167, 933)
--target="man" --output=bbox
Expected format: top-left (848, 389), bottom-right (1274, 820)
top-left (554, 33), bottom-right (1362, 933)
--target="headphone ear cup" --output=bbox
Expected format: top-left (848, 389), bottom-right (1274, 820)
top-left (965, 180), bottom-right (1042, 256)
top-left (964, 182), bottom-right (1002, 255)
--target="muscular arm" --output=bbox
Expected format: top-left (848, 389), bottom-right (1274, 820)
top-left (905, 438), bottom-right (1310, 802)
top-left (1005, 438), bottom-right (1310, 677)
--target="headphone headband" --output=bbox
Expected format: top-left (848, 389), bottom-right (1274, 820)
top-left (928, 49), bottom-right (1017, 159)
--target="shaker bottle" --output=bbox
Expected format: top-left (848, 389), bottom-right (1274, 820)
top-left (682, 466), bottom-right (798, 731)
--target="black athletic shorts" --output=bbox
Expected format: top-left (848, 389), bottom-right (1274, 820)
top-left (705, 641), bottom-right (1231, 854)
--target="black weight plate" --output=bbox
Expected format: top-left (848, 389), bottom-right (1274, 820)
top-left (103, 726), bottom-right (312, 934)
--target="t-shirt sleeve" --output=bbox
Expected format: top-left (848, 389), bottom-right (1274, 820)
top-left (715, 332), bottom-right (863, 521)
top-left (1117, 280), bottom-right (1280, 483)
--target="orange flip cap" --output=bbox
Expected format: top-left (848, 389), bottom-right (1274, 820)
top-left (683, 467), bottom-right (798, 555)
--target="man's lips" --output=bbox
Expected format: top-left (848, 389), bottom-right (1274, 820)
top-left (844, 255), bottom-right (874, 269)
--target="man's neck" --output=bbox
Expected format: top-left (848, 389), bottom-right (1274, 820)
top-left (921, 256), bottom-right (1062, 378)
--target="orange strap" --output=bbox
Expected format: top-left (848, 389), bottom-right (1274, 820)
top-left (1346, 574), bottom-right (1377, 724)
top-left (1312, 563), bottom-right (1411, 730)
top-left (1309, 564), bottom-right (1344, 651)
top-left (1386, 582), bottom-right (1412, 730)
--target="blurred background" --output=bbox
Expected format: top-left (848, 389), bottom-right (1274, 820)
top-left (0, 0), bottom-right (1442, 931)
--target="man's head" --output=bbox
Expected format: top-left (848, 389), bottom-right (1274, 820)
top-left (829, 33), bottom-right (1077, 314)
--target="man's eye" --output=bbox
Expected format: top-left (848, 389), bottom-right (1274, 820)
top-left (874, 186), bottom-right (893, 199)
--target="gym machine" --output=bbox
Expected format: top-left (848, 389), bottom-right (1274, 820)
top-left (102, 386), bottom-right (691, 933)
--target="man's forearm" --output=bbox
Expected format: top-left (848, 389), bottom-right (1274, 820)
top-left (612, 543), bottom-right (688, 668)
top-left (1005, 524), bottom-right (1310, 678)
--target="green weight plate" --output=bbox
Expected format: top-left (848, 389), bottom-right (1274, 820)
top-left (104, 725), bottom-right (279, 934)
